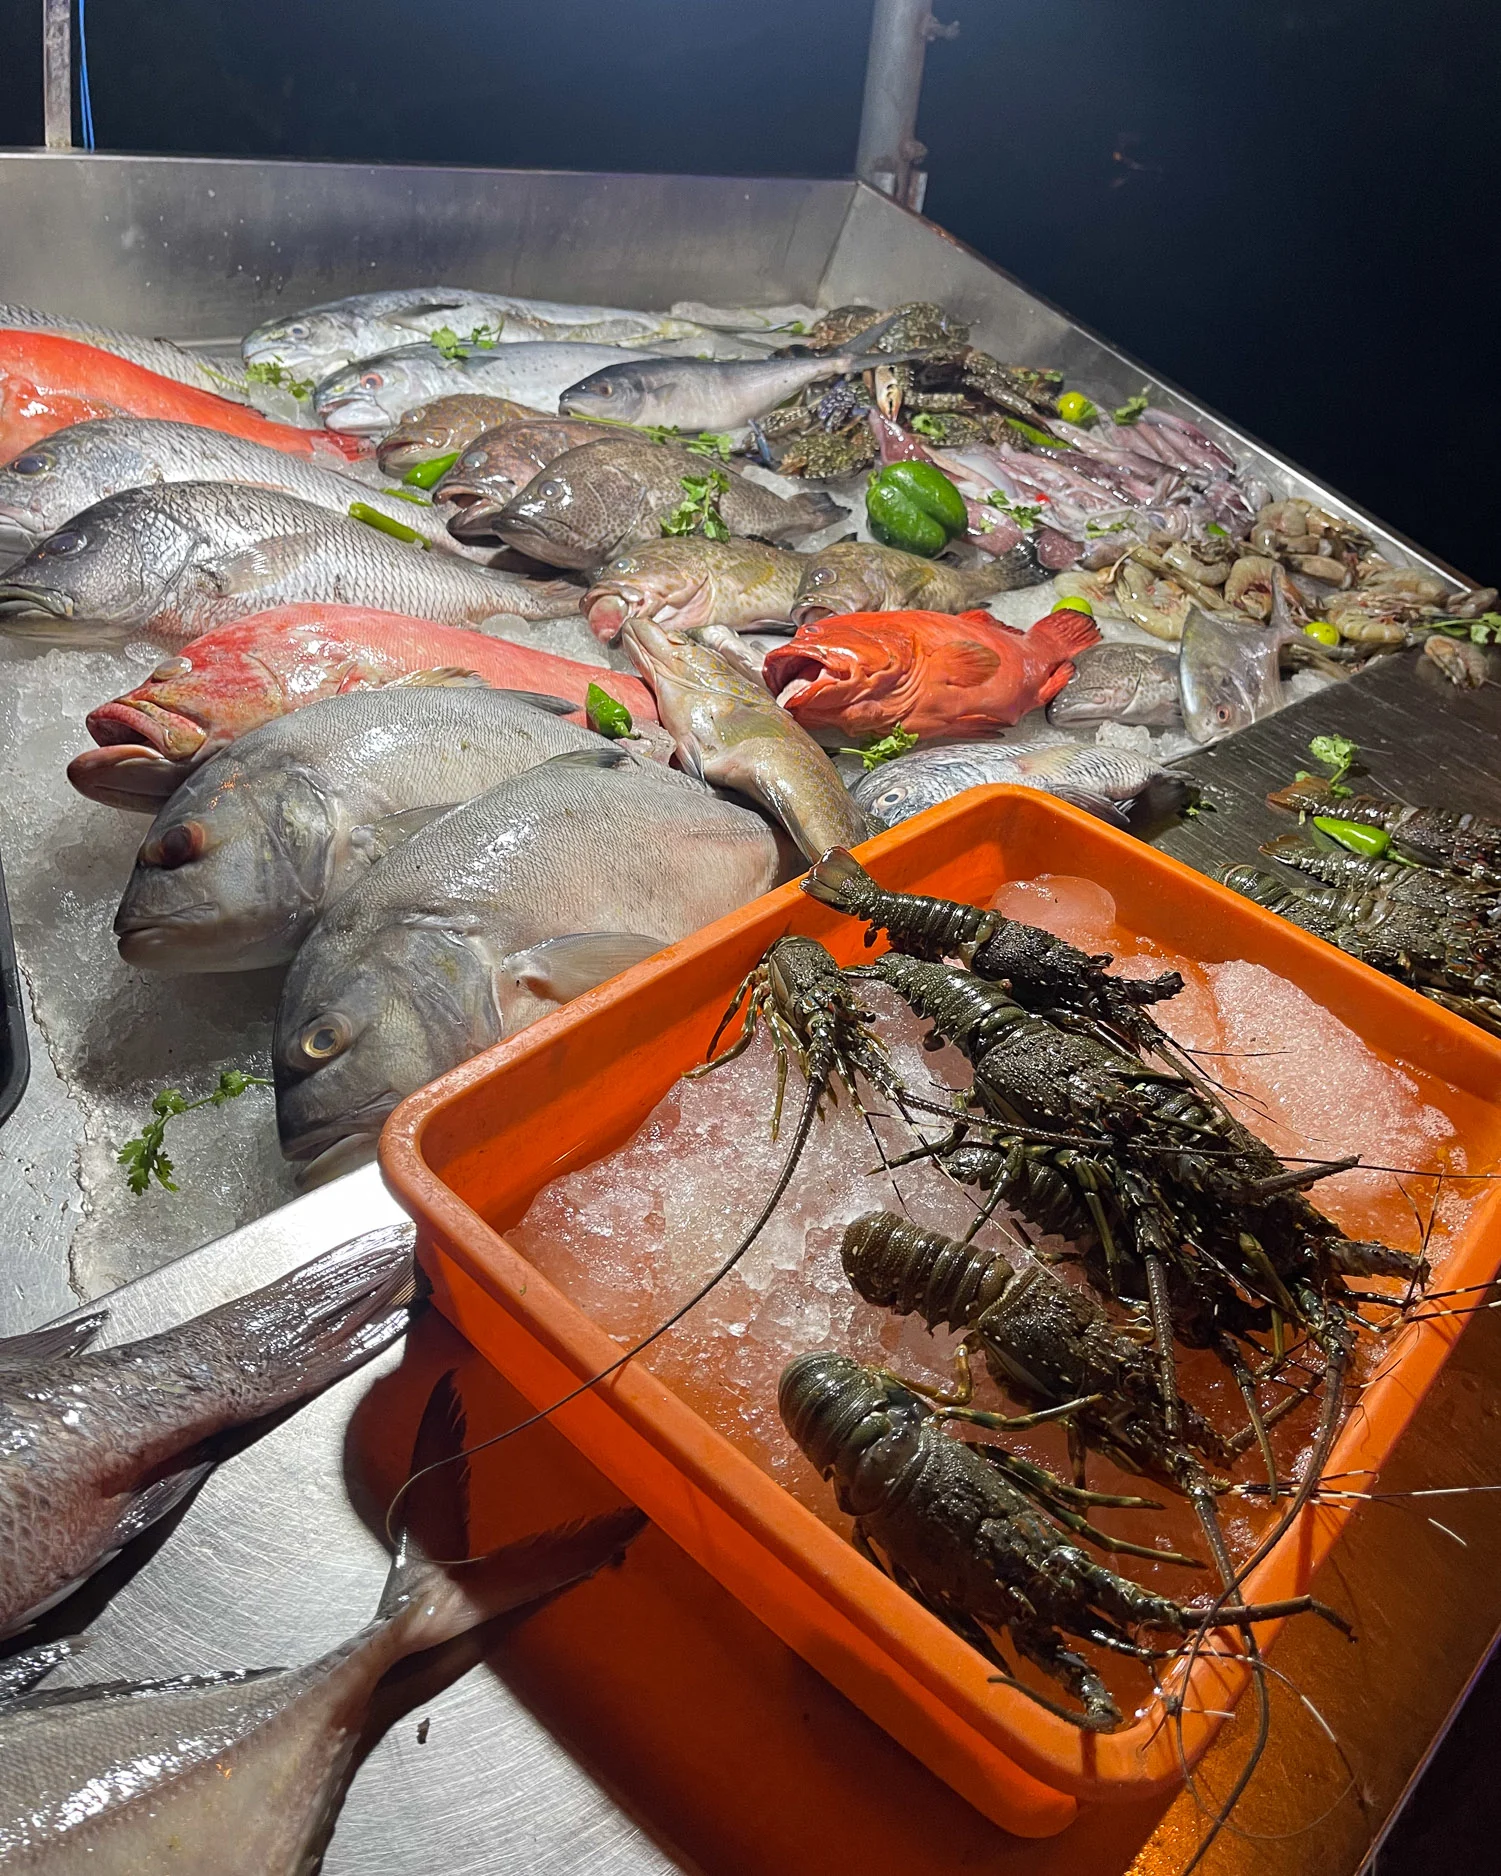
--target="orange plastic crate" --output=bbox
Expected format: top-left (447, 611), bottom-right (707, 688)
top-left (382, 787), bottom-right (1501, 1835)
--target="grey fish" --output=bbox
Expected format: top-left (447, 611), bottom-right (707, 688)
top-left (438, 416), bottom-right (621, 537)
top-left (275, 748), bottom-right (779, 1166)
top-left (0, 416), bottom-right (484, 560)
top-left (1178, 606), bottom-right (1287, 742)
top-left (622, 615), bottom-right (869, 860)
top-left (0, 1373), bottom-right (644, 1874)
top-left (0, 483), bottom-right (581, 648)
top-left (244, 285), bottom-right (718, 379)
top-left (851, 736), bottom-right (1194, 832)
top-left (314, 343), bottom-right (645, 437)
top-left (581, 536), bottom-right (805, 642)
top-left (790, 541), bottom-right (1006, 623)
top-left (0, 302), bottom-right (249, 400)
top-left (1046, 640), bottom-right (1183, 727)
top-left (0, 1225), bottom-right (415, 1638)
top-left (114, 687), bottom-right (622, 973)
top-left (496, 436), bottom-right (844, 571)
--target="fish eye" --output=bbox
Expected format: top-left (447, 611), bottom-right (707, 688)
top-left (140, 820), bottom-right (204, 870)
top-left (289, 322), bottom-right (309, 339)
top-left (43, 529), bottom-right (86, 556)
top-left (874, 787), bottom-right (906, 810)
top-left (9, 452), bottom-right (50, 476)
top-left (299, 1014), bottom-right (352, 1062)
top-left (807, 568), bottom-right (834, 586)
top-left (361, 373), bottom-right (384, 391)
top-left (538, 481), bottom-right (561, 499)
top-left (461, 450), bottom-right (486, 469)
top-left (1214, 703), bottom-right (1233, 723)
top-left (149, 656), bottom-right (192, 682)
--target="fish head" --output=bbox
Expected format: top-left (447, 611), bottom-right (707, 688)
top-left (495, 446), bottom-right (630, 570)
top-left (761, 618), bottom-right (913, 732)
top-left (315, 349), bottom-right (433, 436)
top-left (557, 360), bottom-right (659, 423)
top-left (622, 614), bottom-right (766, 710)
top-left (0, 492), bottom-right (195, 641)
top-left (436, 432), bottom-right (537, 543)
top-left (1178, 609), bottom-right (1282, 743)
top-left (81, 634), bottom-right (283, 786)
top-left (243, 308), bottom-right (360, 381)
top-left (0, 433), bottom-right (102, 552)
top-left (274, 913), bottom-right (501, 1164)
top-left (376, 398), bottom-right (476, 474)
top-left (850, 766), bottom-right (933, 828)
top-left (791, 547), bottom-right (882, 622)
top-left (114, 758), bottom-right (338, 971)
top-left (583, 544), bottom-right (711, 644)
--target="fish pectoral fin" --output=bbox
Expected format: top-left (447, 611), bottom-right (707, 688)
top-left (541, 746), bottom-right (630, 771)
top-left (205, 533), bottom-right (324, 597)
top-left (1049, 786), bottom-right (1133, 831)
top-left (106, 1461), bottom-right (215, 1550)
top-left (1036, 661), bottom-right (1078, 706)
top-left (384, 666), bottom-right (492, 690)
top-left (0, 1310), bottom-right (108, 1370)
top-left (0, 1639), bottom-right (80, 1702)
top-left (388, 300), bottom-right (472, 328)
top-left (503, 932), bottom-right (664, 1003)
top-left (349, 804), bottom-right (459, 865)
top-left (933, 641), bottom-right (1003, 685)
top-left (493, 689), bottom-right (581, 714)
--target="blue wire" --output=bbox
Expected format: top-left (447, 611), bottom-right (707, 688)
top-left (77, 0), bottom-right (95, 150)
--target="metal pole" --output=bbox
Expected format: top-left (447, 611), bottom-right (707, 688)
top-left (41, 0), bottom-right (72, 149)
top-left (855, 0), bottom-right (957, 213)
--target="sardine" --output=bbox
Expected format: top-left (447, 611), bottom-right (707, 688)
top-left (1178, 606), bottom-right (1287, 742)
top-left (0, 1225), bottom-right (415, 1638)
top-left (375, 395), bottom-right (549, 475)
top-left (0, 1370), bottom-right (644, 1873)
top-left (438, 417), bottom-right (622, 537)
top-left (582, 536), bottom-right (804, 643)
top-left (790, 541), bottom-right (1008, 623)
top-left (0, 302), bottom-right (249, 400)
top-left (1046, 640), bottom-right (1183, 727)
top-left (495, 437), bottom-right (843, 570)
top-left (314, 343), bottom-right (647, 437)
top-left (274, 749), bottom-right (779, 1165)
top-left (0, 483), bottom-right (581, 647)
top-left (622, 616), bottom-right (868, 860)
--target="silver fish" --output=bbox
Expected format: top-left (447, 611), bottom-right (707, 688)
top-left (1178, 606), bottom-right (1287, 742)
top-left (114, 687), bottom-right (621, 973)
top-left (0, 302), bottom-right (249, 400)
top-left (0, 417), bottom-right (482, 560)
top-left (851, 736), bottom-right (1194, 831)
top-left (274, 748), bottom-right (779, 1166)
top-left (314, 343), bottom-right (645, 437)
top-left (244, 285), bottom-right (718, 379)
top-left (1045, 640), bottom-right (1183, 727)
top-left (0, 1373), bottom-right (644, 1874)
top-left (0, 1225), bottom-right (415, 1638)
top-left (0, 482), bottom-right (581, 648)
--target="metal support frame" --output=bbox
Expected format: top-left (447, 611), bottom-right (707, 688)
top-left (41, 0), bottom-right (72, 149)
top-left (855, 0), bottom-right (958, 212)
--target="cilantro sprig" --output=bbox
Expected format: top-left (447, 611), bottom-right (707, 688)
top-left (1112, 390), bottom-right (1149, 425)
top-left (985, 490), bottom-right (1043, 531)
top-left (1306, 733), bottom-right (1358, 797)
top-left (839, 723), bottom-right (920, 770)
top-left (429, 323), bottom-right (503, 361)
top-left (662, 469), bottom-right (731, 542)
top-left (244, 359), bottom-right (315, 401)
top-left (118, 1070), bottom-right (272, 1195)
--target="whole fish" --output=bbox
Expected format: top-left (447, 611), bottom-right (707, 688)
top-left (622, 616), bottom-right (867, 859)
top-left (314, 343), bottom-right (646, 437)
top-left (0, 331), bottom-right (366, 467)
top-left (1045, 639), bottom-right (1183, 727)
top-left (1178, 606), bottom-right (1287, 742)
top-left (375, 395), bottom-right (550, 475)
top-left (761, 606), bottom-right (1100, 744)
top-left (0, 302), bottom-right (249, 400)
top-left (0, 1370), bottom-right (644, 1874)
top-left (790, 541), bottom-right (1006, 623)
top-left (71, 604), bottom-right (657, 809)
top-left (275, 749), bottom-right (778, 1166)
top-left (0, 417), bottom-right (480, 559)
top-left (245, 284), bottom-right (716, 378)
top-left (496, 437), bottom-right (843, 570)
top-left (0, 483), bottom-right (581, 648)
top-left (582, 536), bottom-right (804, 643)
top-left (852, 737), bottom-right (1197, 832)
top-left (0, 1224), bottom-right (415, 1638)
top-left (438, 417), bottom-right (621, 537)
top-left (115, 688), bottom-right (632, 971)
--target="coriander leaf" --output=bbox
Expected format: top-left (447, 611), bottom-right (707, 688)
top-left (686, 431), bottom-right (734, 461)
top-left (243, 359), bottom-right (315, 401)
top-left (1309, 733), bottom-right (1357, 776)
top-left (985, 489), bottom-right (1043, 531)
top-left (1083, 516), bottom-right (1129, 538)
top-left (1112, 391), bottom-right (1149, 425)
top-left (661, 468), bottom-right (731, 542)
top-left (838, 723), bottom-right (920, 770)
top-left (118, 1070), bottom-right (271, 1197)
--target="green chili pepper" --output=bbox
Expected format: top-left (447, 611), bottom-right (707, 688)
top-left (1313, 815), bottom-right (1389, 857)
top-left (585, 682), bottom-right (633, 739)
top-left (402, 452), bottom-right (460, 489)
top-left (381, 484), bottom-right (432, 505)
top-left (347, 502), bottom-right (430, 548)
top-left (865, 461), bottom-right (969, 557)
top-left (1004, 418), bottom-right (1062, 450)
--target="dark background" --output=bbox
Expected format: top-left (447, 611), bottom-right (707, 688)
top-left (2, 0), bottom-right (1497, 580)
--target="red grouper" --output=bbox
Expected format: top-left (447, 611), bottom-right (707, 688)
top-left (762, 605), bottom-right (1101, 744)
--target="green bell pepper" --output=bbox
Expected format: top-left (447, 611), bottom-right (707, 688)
top-left (865, 461), bottom-right (969, 558)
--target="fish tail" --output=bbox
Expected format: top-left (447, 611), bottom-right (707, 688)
top-left (1028, 608), bottom-right (1102, 658)
top-left (773, 491), bottom-right (849, 539)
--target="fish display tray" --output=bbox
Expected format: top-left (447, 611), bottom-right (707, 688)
top-left (382, 788), bottom-right (1501, 1829)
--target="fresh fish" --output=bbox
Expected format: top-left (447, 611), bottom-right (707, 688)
top-left (0, 1370), bottom-right (644, 1874)
top-left (115, 688), bottom-right (639, 971)
top-left (245, 285), bottom-right (718, 378)
top-left (0, 483), bottom-right (581, 648)
top-left (852, 736), bottom-right (1196, 832)
top-left (314, 343), bottom-right (645, 437)
top-left (0, 417), bottom-right (482, 559)
top-left (1046, 640), bottom-right (1182, 727)
top-left (622, 616), bottom-right (868, 860)
top-left (789, 541), bottom-right (1003, 623)
top-left (375, 395), bottom-right (550, 475)
top-left (275, 749), bottom-right (779, 1165)
top-left (761, 606), bottom-right (1100, 744)
top-left (1178, 606), bottom-right (1287, 742)
top-left (71, 604), bottom-right (657, 809)
top-left (582, 536), bottom-right (804, 643)
top-left (495, 437), bottom-right (843, 570)
top-left (0, 331), bottom-right (367, 467)
top-left (438, 417), bottom-right (622, 536)
top-left (0, 1225), bottom-right (415, 1638)
top-left (0, 302), bottom-right (249, 400)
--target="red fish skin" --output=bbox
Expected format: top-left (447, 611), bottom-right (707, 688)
top-left (0, 331), bottom-right (369, 465)
top-left (762, 606), bottom-right (1100, 742)
top-left (68, 603), bottom-right (657, 806)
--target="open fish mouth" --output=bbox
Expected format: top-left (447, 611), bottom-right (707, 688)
top-left (444, 497), bottom-right (510, 543)
top-left (762, 647), bottom-right (840, 709)
top-left (317, 395), bottom-right (393, 436)
top-left (87, 698), bottom-right (208, 760)
top-left (790, 602), bottom-right (837, 626)
top-left (67, 743), bottom-right (191, 810)
top-left (582, 587), bottom-right (639, 645)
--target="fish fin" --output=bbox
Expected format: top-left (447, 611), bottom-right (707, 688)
top-left (1029, 609), bottom-right (1103, 658)
top-left (383, 1370), bottom-right (470, 1590)
top-left (494, 689), bottom-right (581, 715)
top-left (204, 533), bottom-right (325, 597)
top-left (384, 666), bottom-right (491, 690)
top-left (956, 607), bottom-right (1014, 630)
top-left (349, 803), bottom-right (458, 865)
top-left (13, 1667), bottom-right (287, 1714)
top-left (541, 746), bottom-right (630, 772)
top-left (0, 1639), bottom-right (81, 1701)
top-left (1035, 660), bottom-right (1078, 706)
top-left (1049, 786), bottom-right (1133, 831)
top-left (106, 1461), bottom-right (215, 1550)
top-left (387, 300), bottom-right (471, 329)
top-left (932, 640), bottom-right (1002, 686)
top-left (671, 731), bottom-right (708, 784)
top-left (762, 492), bottom-right (848, 541)
top-left (0, 1311), bottom-right (107, 1370)
top-left (503, 932), bottom-right (664, 1003)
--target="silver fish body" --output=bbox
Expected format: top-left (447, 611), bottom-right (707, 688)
top-left (1045, 640), bottom-right (1183, 727)
top-left (1178, 607), bottom-right (1287, 742)
top-left (115, 688), bottom-right (621, 973)
top-left (0, 1226), bottom-right (415, 1638)
top-left (0, 302), bottom-right (249, 400)
top-left (851, 736), bottom-right (1190, 830)
top-left (0, 482), bottom-right (580, 647)
top-left (274, 750), bottom-right (779, 1164)
top-left (314, 343), bottom-right (645, 437)
top-left (559, 345), bottom-right (912, 432)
